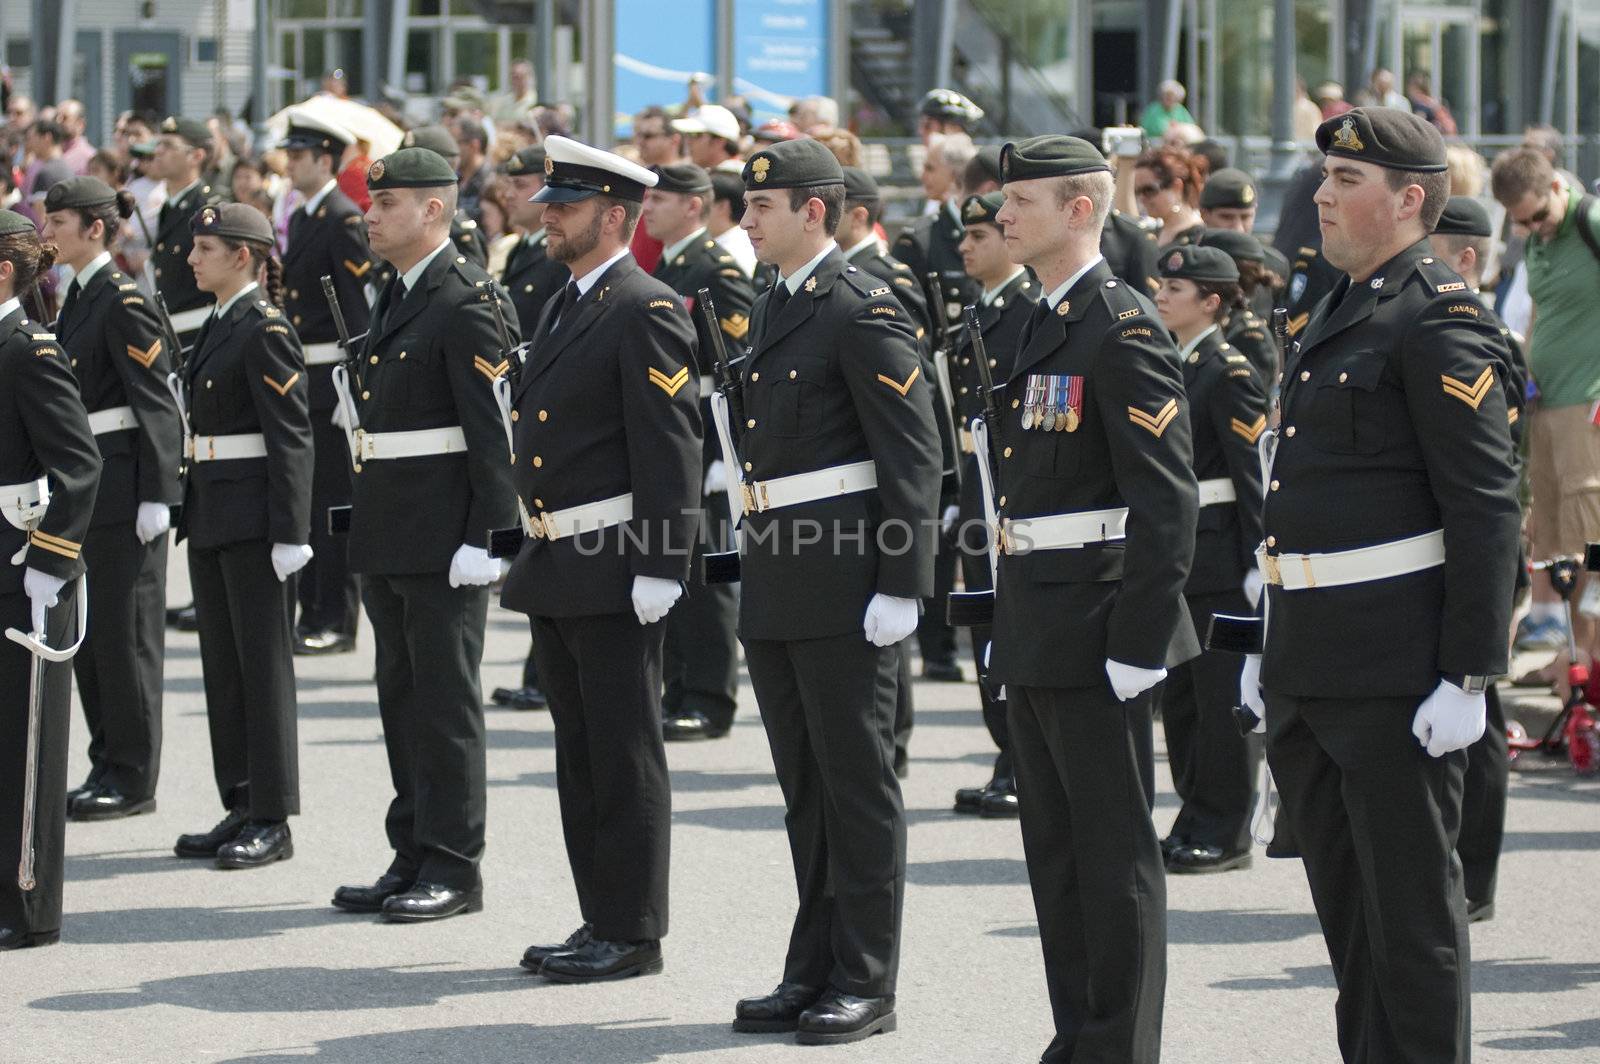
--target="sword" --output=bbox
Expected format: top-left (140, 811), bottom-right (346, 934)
top-left (320, 275), bottom-right (365, 465)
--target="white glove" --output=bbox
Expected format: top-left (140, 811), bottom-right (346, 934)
top-left (1411, 679), bottom-right (1487, 757)
top-left (941, 503), bottom-right (960, 534)
top-left (863, 593), bottom-right (919, 648)
top-left (703, 460), bottom-right (727, 497)
top-left (270, 543), bottom-right (314, 582)
top-left (330, 400), bottom-right (357, 429)
top-left (632, 575), bottom-right (684, 625)
top-left (1242, 568), bottom-right (1264, 609)
top-left (1105, 658), bottom-right (1167, 701)
top-left (22, 567), bottom-right (66, 635)
top-left (1239, 653), bottom-right (1266, 733)
top-left (448, 543), bottom-right (505, 588)
top-left (135, 502), bottom-right (171, 545)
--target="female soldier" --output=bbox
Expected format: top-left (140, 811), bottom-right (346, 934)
top-left (0, 209), bottom-right (101, 948)
top-left (1152, 245), bottom-right (1269, 875)
top-left (1198, 228), bottom-right (1280, 388)
top-left (171, 203), bottom-right (313, 869)
top-left (41, 177), bottom-right (184, 822)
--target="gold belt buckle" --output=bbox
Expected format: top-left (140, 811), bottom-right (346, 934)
top-left (997, 520), bottom-right (1012, 556)
top-left (356, 430), bottom-right (373, 461)
top-left (1262, 553), bottom-right (1283, 586)
top-left (740, 482), bottom-right (757, 516)
top-left (960, 428), bottom-right (975, 454)
top-left (1301, 555), bottom-right (1317, 589)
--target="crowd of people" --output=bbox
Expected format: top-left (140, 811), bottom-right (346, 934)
top-left (1, 61), bottom-right (1596, 1063)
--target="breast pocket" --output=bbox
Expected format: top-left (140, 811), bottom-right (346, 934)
top-left (1307, 354), bottom-right (1390, 455)
top-left (765, 355), bottom-right (828, 438)
top-left (1024, 434), bottom-right (1081, 480)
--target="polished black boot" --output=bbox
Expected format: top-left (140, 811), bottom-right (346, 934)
top-left (733, 982), bottom-right (823, 1033)
top-left (795, 991), bottom-right (897, 1045)
top-left (490, 685), bottom-right (548, 709)
top-left (540, 938), bottom-right (662, 983)
top-left (332, 872), bottom-right (413, 913)
top-left (1166, 844), bottom-right (1253, 874)
top-left (519, 923), bottom-right (593, 971)
top-left (173, 809), bottom-right (248, 858)
top-left (70, 784), bottom-right (157, 822)
top-left (380, 882), bottom-right (483, 922)
top-left (215, 821), bottom-right (293, 869)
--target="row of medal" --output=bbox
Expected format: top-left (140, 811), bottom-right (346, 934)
top-left (1019, 373), bottom-right (1085, 432)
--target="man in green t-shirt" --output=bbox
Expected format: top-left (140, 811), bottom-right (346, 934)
top-left (1492, 147), bottom-right (1600, 678)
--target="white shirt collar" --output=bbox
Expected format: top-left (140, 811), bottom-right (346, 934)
top-left (168, 177), bottom-right (202, 204)
top-left (401, 238), bottom-right (455, 292)
top-left (573, 248), bottom-right (631, 297)
top-left (1044, 254), bottom-right (1105, 310)
top-left (73, 251), bottom-right (114, 289)
top-left (212, 281), bottom-right (260, 321)
top-left (839, 234), bottom-right (880, 261)
top-left (782, 243), bottom-right (835, 295)
top-left (302, 179), bottom-right (338, 216)
top-left (981, 268), bottom-right (1027, 305)
top-left (661, 227), bottom-right (708, 266)
top-left (0, 297), bottom-right (20, 322)
top-left (1177, 323), bottom-right (1220, 361)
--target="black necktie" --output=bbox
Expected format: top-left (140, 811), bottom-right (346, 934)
top-left (60, 279), bottom-right (81, 324)
top-left (1019, 298), bottom-right (1052, 350)
top-left (288, 208), bottom-right (307, 247)
top-left (551, 281), bottom-right (580, 332)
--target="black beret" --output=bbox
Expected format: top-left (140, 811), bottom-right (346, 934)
top-left (500, 146), bottom-right (546, 176)
top-left (742, 138), bottom-right (844, 191)
top-left (1159, 244), bottom-right (1240, 284)
top-left (367, 147), bottom-right (458, 190)
top-left (190, 202), bottom-right (274, 248)
top-left (1434, 196), bottom-right (1492, 237)
top-left (0, 209), bottom-right (35, 238)
top-left (920, 89), bottom-right (983, 126)
top-left (1000, 135), bottom-right (1111, 184)
top-left (159, 115), bottom-right (211, 149)
top-left (1315, 106), bottom-right (1446, 173)
top-left (44, 176), bottom-right (118, 213)
top-left (1200, 168), bottom-right (1257, 210)
top-left (651, 162), bottom-right (712, 197)
top-left (1199, 228), bottom-right (1265, 264)
top-left (401, 125), bottom-right (460, 159)
top-left (841, 166), bottom-right (879, 202)
top-left (961, 192), bottom-right (1004, 228)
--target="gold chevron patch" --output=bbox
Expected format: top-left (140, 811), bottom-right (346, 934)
top-left (262, 371), bottom-right (301, 396)
top-left (648, 365), bottom-right (690, 397)
top-left (1508, 407), bottom-right (1519, 426)
top-left (474, 356), bottom-right (510, 382)
top-left (1441, 366), bottom-right (1494, 410)
top-left (126, 339), bottom-right (162, 369)
top-left (30, 529), bottom-right (81, 559)
top-left (344, 258), bottom-right (372, 278)
top-left (876, 365), bottom-right (920, 397)
top-left (719, 313), bottom-right (750, 341)
top-left (1286, 311), bottom-right (1310, 336)
top-left (1129, 398), bottom-right (1179, 438)
top-left (1230, 414), bottom-right (1267, 444)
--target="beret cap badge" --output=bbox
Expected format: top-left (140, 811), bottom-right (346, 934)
top-left (1240, 184), bottom-right (1255, 204)
top-left (544, 156), bottom-right (555, 175)
top-left (162, 117), bottom-right (177, 132)
top-left (200, 207), bottom-right (218, 225)
top-left (1166, 252), bottom-right (1183, 271)
top-left (1333, 117), bottom-right (1364, 153)
top-left (369, 159), bottom-right (386, 181)
top-left (752, 156), bottom-right (771, 182)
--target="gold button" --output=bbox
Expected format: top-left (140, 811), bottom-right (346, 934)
top-left (1012, 399), bottom-right (1020, 409)
top-left (1300, 371), bottom-right (1310, 381)
top-left (71, 358), bottom-right (77, 366)
top-left (1338, 372), bottom-right (1348, 383)
top-left (960, 357), bottom-right (969, 366)
top-left (989, 358), bottom-right (996, 368)
top-left (293, 314), bottom-right (303, 325)
top-left (750, 372), bottom-right (759, 382)
top-left (353, 462), bottom-right (362, 473)
top-left (960, 386), bottom-right (969, 395)
top-left (1422, 257), bottom-right (1434, 264)
top-left (1285, 426), bottom-right (1295, 437)
top-left (369, 356), bottom-right (378, 364)
top-left (999, 495), bottom-right (1006, 506)
top-left (511, 410), bottom-right (520, 422)
top-left (1003, 446), bottom-right (1013, 458)
top-left (155, 268), bottom-right (162, 277)
top-left (289, 289), bottom-right (299, 299)
top-left (399, 352), bottom-right (407, 359)
top-left (789, 369), bottom-right (798, 379)
top-left (456, 256), bottom-right (466, 264)
top-left (524, 284), bottom-right (533, 292)
top-left (534, 498), bottom-right (543, 508)
top-left (1270, 479), bottom-right (1280, 491)
top-left (747, 418), bottom-right (756, 428)
top-left (361, 390), bottom-right (370, 400)
top-left (1266, 535), bottom-right (1276, 548)
top-left (538, 410), bottom-right (548, 422)
top-left (205, 380), bottom-right (213, 389)
top-left (156, 242), bottom-right (164, 251)
top-left (743, 462), bottom-right (752, 472)
top-left (533, 456), bottom-right (543, 467)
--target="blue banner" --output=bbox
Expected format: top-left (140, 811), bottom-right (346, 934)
top-left (614, 0), bottom-right (716, 139)
top-left (734, 0), bottom-right (831, 124)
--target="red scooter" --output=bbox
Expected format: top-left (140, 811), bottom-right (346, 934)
top-left (1507, 552), bottom-right (1600, 775)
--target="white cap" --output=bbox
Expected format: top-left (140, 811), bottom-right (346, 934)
top-left (672, 104), bottom-right (741, 144)
top-left (534, 135), bottom-right (659, 203)
top-left (281, 105), bottom-right (356, 150)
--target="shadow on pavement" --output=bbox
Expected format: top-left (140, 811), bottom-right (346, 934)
top-left (1479, 1015), bottom-right (1600, 1052)
top-left (907, 858), bottom-right (1029, 887)
top-left (1470, 958), bottom-right (1600, 994)
top-left (63, 849), bottom-right (189, 882)
top-left (1499, 830), bottom-right (1600, 852)
top-left (56, 903), bottom-right (358, 945)
top-left (1168, 908), bottom-right (1321, 945)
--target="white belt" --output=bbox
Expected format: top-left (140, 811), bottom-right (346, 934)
top-left (999, 506), bottom-right (1128, 555)
top-left (167, 306), bottom-right (211, 334)
top-left (1, 477), bottom-right (48, 531)
top-left (698, 375), bottom-right (716, 400)
top-left (189, 433), bottom-right (267, 462)
top-left (1257, 529), bottom-right (1446, 591)
top-left (303, 341), bottom-right (344, 366)
top-left (87, 406), bottom-right (138, 435)
top-left (355, 426), bottom-right (468, 461)
top-left (740, 460), bottom-right (877, 516)
top-left (524, 492), bottom-right (633, 541)
top-left (1198, 477), bottom-right (1237, 507)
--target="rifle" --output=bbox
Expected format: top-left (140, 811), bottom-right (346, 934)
top-left (696, 285), bottom-right (746, 585)
top-left (920, 272), bottom-right (963, 502)
top-left (1272, 306), bottom-right (1289, 381)
top-left (319, 275), bottom-right (364, 534)
top-left (130, 203), bottom-right (189, 374)
top-left (946, 303), bottom-right (1003, 629)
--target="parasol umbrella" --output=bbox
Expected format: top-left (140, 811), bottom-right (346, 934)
top-left (267, 94), bottom-right (404, 157)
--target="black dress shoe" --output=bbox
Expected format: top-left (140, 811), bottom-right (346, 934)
top-left (953, 785), bottom-right (986, 814)
top-left (1468, 899), bottom-right (1495, 924)
top-left (978, 788), bottom-right (1019, 819)
top-left (1160, 834), bottom-right (1186, 860)
top-left (540, 937), bottom-right (663, 983)
top-left (332, 873), bottom-right (413, 913)
top-left (663, 710), bottom-right (729, 742)
top-left (65, 776), bottom-right (100, 806)
top-left (380, 882), bottom-right (483, 922)
top-left (922, 660), bottom-right (965, 682)
top-left (174, 809), bottom-right (248, 858)
top-left (294, 629), bottom-right (355, 655)
top-left (216, 821), bottom-right (293, 869)
top-left (733, 982), bottom-right (823, 1033)
top-left (1166, 844), bottom-right (1253, 874)
top-left (170, 605), bottom-right (199, 632)
top-left (69, 785), bottom-right (156, 822)
top-left (796, 990), bottom-right (897, 1045)
top-left (490, 685), bottom-right (548, 710)
top-left (0, 927), bottom-right (60, 951)
top-left (165, 603), bottom-right (193, 627)
top-left (519, 922), bottom-right (593, 971)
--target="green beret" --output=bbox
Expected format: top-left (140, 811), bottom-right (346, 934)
top-left (44, 176), bottom-right (118, 214)
top-left (1200, 168), bottom-right (1257, 210)
top-left (1198, 228), bottom-right (1265, 265)
top-left (1315, 106), bottom-right (1446, 173)
top-left (1262, 246), bottom-right (1290, 279)
top-left (401, 125), bottom-right (460, 160)
top-left (1159, 244), bottom-right (1239, 284)
top-left (159, 115), bottom-right (211, 149)
top-left (969, 145), bottom-right (1003, 184)
top-left (500, 146), bottom-right (546, 176)
top-left (1434, 196), bottom-right (1492, 237)
top-left (961, 192), bottom-right (1004, 228)
top-left (190, 202), bottom-right (274, 248)
top-left (742, 138), bottom-right (844, 191)
top-left (0, 209), bottom-right (36, 238)
top-left (1000, 135), bottom-right (1111, 184)
top-left (367, 147), bottom-right (458, 190)
top-left (841, 166), bottom-right (879, 202)
top-left (651, 162), bottom-right (712, 197)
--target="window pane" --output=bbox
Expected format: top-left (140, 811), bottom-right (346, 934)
top-left (406, 29), bottom-right (437, 94)
top-left (283, 0), bottom-right (326, 18)
top-left (455, 30), bottom-right (499, 90)
top-left (411, 0), bottom-right (441, 17)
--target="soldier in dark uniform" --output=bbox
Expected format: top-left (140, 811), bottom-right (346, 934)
top-left (1273, 160), bottom-right (1342, 342)
top-left (148, 116), bottom-right (226, 351)
top-left (949, 191), bottom-right (1037, 819)
top-left (989, 136), bottom-right (1199, 1064)
top-left (1198, 228), bottom-right (1280, 387)
top-left (172, 204), bottom-right (313, 869)
top-left (396, 126), bottom-right (488, 268)
top-left (1150, 245), bottom-right (1268, 874)
top-left (0, 210), bottom-right (101, 949)
top-left (1071, 131), bottom-right (1165, 297)
top-left (730, 139), bottom-right (941, 1045)
top-left (643, 160), bottom-right (753, 742)
top-left (279, 108), bottom-right (370, 656)
top-left (1198, 167), bottom-right (1259, 233)
top-left (40, 178), bottom-right (183, 821)
top-left (500, 137), bottom-right (701, 982)
top-left (329, 148), bottom-right (519, 922)
top-left (1239, 109), bottom-right (1521, 1063)
top-left (488, 144), bottom-right (568, 711)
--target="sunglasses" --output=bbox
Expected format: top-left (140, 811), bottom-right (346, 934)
top-left (1135, 184), bottom-right (1163, 198)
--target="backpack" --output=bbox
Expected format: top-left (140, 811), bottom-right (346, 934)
top-left (1575, 194), bottom-right (1600, 269)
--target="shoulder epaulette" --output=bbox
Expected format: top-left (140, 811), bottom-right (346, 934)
top-left (1415, 255), bottom-right (1469, 296)
top-left (1225, 352), bottom-right (1249, 365)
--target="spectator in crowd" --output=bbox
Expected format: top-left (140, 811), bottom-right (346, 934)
top-left (1446, 145), bottom-right (1486, 198)
top-left (751, 119), bottom-right (800, 146)
top-left (336, 137), bottom-right (371, 212)
top-left (1134, 145), bottom-right (1208, 250)
top-left (1190, 138), bottom-right (1229, 175)
top-left (23, 120), bottom-right (72, 216)
top-left (451, 116), bottom-right (491, 221)
top-left (788, 94), bottom-right (839, 135)
top-left (230, 156), bottom-right (271, 217)
top-left (1521, 124), bottom-right (1582, 188)
top-left (320, 69), bottom-right (349, 99)
top-left (203, 114), bottom-right (238, 196)
top-left (1366, 67), bottom-right (1410, 110)
top-left (1293, 78), bottom-right (1323, 142)
top-left (476, 177), bottom-right (520, 276)
top-left (1140, 79), bottom-right (1195, 139)
top-left (815, 125), bottom-right (863, 168)
top-left (1406, 71), bottom-right (1458, 135)
top-left (919, 132), bottom-right (975, 216)
top-left (55, 100), bottom-right (95, 175)
top-left (674, 104), bottom-right (743, 170)
top-left (86, 149), bottom-right (122, 188)
top-left (1316, 81), bottom-right (1352, 119)
top-left (5, 93), bottom-right (35, 132)
top-left (112, 111), bottom-right (156, 168)
top-left (628, 105), bottom-right (686, 272)
top-left (1491, 148), bottom-right (1600, 686)
top-left (491, 59), bottom-right (540, 125)
top-left (706, 167), bottom-right (755, 278)
top-left (0, 160), bottom-right (19, 211)
top-left (1163, 121), bottom-right (1206, 149)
